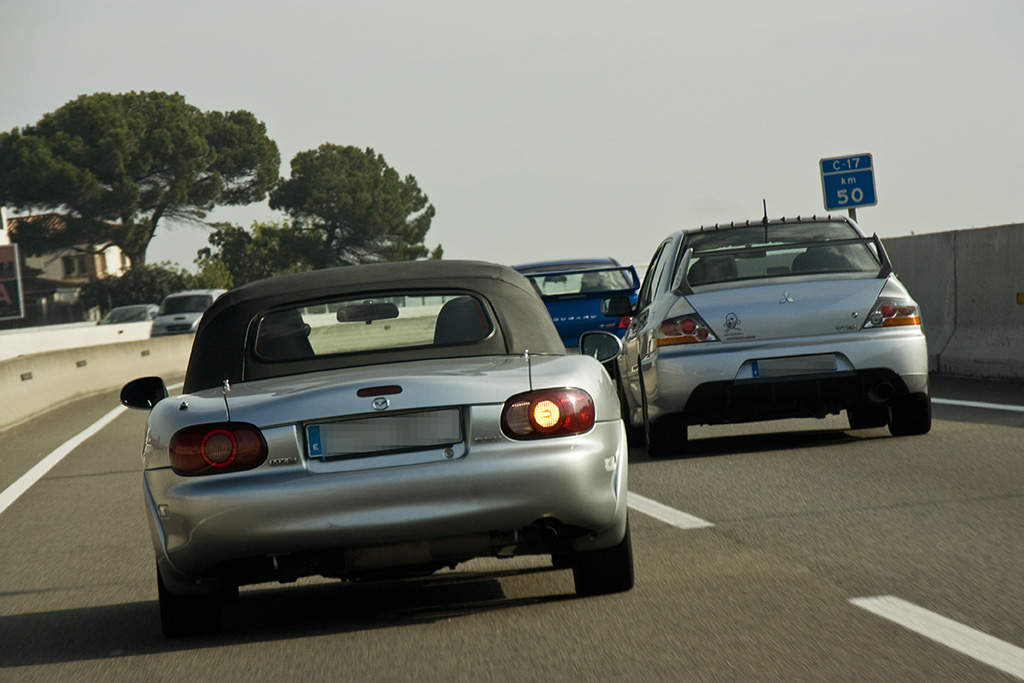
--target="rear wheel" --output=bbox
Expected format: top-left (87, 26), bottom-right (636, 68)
top-left (888, 393), bottom-right (932, 436)
top-left (640, 373), bottom-right (688, 457)
top-left (618, 379), bottom-right (644, 447)
top-left (572, 520), bottom-right (634, 596)
top-left (646, 414), bottom-right (688, 458)
top-left (157, 566), bottom-right (223, 638)
top-left (847, 405), bottom-right (889, 430)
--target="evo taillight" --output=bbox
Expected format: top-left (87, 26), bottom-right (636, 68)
top-left (168, 422), bottom-right (268, 476)
top-left (500, 388), bottom-right (595, 440)
top-left (865, 298), bottom-right (922, 328)
top-left (657, 314), bottom-right (718, 346)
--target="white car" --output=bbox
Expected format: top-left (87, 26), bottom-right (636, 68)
top-left (150, 288), bottom-right (227, 337)
top-left (615, 215), bottom-right (931, 457)
top-left (121, 260), bottom-right (632, 637)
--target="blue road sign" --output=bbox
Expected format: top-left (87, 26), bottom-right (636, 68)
top-left (820, 153), bottom-right (876, 211)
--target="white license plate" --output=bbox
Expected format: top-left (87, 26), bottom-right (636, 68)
top-left (752, 355), bottom-right (837, 378)
top-left (306, 409), bottom-right (462, 460)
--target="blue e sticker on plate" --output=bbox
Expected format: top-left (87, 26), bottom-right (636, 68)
top-left (306, 425), bottom-right (323, 457)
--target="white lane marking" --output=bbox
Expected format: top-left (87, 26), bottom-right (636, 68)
top-left (933, 398), bottom-right (1024, 413)
top-left (851, 595), bottom-right (1024, 680)
top-left (628, 492), bottom-right (714, 529)
top-left (0, 404), bottom-right (127, 516)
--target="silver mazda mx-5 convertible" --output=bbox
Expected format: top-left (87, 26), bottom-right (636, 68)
top-left (121, 260), bottom-right (632, 637)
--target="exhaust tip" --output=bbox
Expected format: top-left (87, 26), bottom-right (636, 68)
top-left (869, 382), bottom-right (895, 403)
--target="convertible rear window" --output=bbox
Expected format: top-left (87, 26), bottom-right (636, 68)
top-left (684, 222), bottom-right (881, 286)
top-left (253, 292), bottom-right (494, 361)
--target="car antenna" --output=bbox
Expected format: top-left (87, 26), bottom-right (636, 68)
top-left (762, 199), bottom-right (769, 242)
top-left (523, 349), bottom-right (533, 390)
top-left (221, 379), bottom-right (231, 421)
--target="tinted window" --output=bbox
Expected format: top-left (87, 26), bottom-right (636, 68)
top-left (523, 267), bottom-right (635, 296)
top-left (99, 306), bottom-right (152, 324)
top-left (161, 295), bottom-right (213, 314)
top-left (685, 222), bottom-right (879, 285)
top-left (636, 241), bottom-right (669, 310)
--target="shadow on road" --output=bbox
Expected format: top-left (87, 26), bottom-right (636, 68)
top-left (0, 565), bottom-right (574, 667)
top-left (629, 426), bottom-right (892, 465)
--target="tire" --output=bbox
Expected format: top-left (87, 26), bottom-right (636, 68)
top-left (638, 371), bottom-right (688, 458)
top-left (646, 414), bottom-right (688, 458)
top-left (572, 520), bottom-right (635, 596)
top-left (618, 379), bottom-right (644, 447)
top-left (643, 390), bottom-right (687, 458)
top-left (847, 405), bottom-right (889, 430)
top-left (551, 551), bottom-right (574, 569)
top-left (157, 565), bottom-right (223, 638)
top-left (888, 393), bottom-right (932, 436)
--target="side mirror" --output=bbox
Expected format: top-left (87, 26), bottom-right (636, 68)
top-left (579, 331), bottom-right (623, 363)
top-left (120, 376), bottom-right (169, 410)
top-left (601, 296), bottom-right (633, 317)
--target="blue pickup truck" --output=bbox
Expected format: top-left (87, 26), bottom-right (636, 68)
top-left (513, 258), bottom-right (640, 348)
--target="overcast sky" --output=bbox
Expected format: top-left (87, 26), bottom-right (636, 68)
top-left (2, 0), bottom-right (1022, 270)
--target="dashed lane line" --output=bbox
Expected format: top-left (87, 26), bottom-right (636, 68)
top-left (851, 596), bottom-right (1024, 680)
top-left (627, 492), bottom-right (715, 529)
top-left (933, 397), bottom-right (1024, 413)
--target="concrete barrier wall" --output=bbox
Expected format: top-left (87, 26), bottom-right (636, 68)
top-left (0, 335), bottom-right (193, 429)
top-left (0, 320), bottom-right (156, 361)
top-left (884, 222), bottom-right (1023, 381)
top-left (883, 231), bottom-right (957, 373)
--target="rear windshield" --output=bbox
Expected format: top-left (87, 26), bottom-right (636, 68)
top-left (684, 222), bottom-right (880, 286)
top-left (520, 266), bottom-right (636, 296)
top-left (100, 306), bottom-right (151, 324)
top-left (160, 295), bottom-right (213, 314)
top-left (253, 292), bottom-right (495, 361)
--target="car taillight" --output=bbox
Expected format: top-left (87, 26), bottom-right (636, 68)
top-left (657, 315), bottom-right (718, 346)
top-left (618, 316), bottom-right (632, 330)
top-left (865, 298), bottom-right (922, 328)
top-left (500, 388), bottom-right (595, 439)
top-left (168, 422), bottom-right (268, 476)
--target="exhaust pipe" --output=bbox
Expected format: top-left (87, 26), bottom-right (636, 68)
top-left (868, 382), bottom-right (895, 404)
top-left (536, 523), bottom-right (559, 545)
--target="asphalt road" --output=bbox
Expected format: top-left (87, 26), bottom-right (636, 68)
top-left (1, 375), bottom-right (1021, 682)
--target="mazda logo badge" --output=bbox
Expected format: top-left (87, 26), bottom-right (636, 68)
top-left (372, 397), bottom-right (389, 410)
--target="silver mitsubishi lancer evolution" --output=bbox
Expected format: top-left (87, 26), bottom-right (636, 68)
top-left (614, 215), bottom-right (931, 457)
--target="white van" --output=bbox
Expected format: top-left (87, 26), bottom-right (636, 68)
top-left (150, 289), bottom-right (227, 337)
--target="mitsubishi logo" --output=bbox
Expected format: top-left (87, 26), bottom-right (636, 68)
top-left (779, 291), bottom-right (795, 304)
top-left (372, 397), bottom-right (390, 411)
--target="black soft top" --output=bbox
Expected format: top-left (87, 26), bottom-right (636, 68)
top-left (183, 260), bottom-right (565, 392)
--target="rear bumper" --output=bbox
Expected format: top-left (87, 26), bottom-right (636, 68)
top-left (643, 328), bottom-right (930, 425)
top-left (146, 420), bottom-right (628, 590)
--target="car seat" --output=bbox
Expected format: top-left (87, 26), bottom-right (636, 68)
top-left (433, 296), bottom-right (491, 345)
top-left (687, 255), bottom-right (737, 285)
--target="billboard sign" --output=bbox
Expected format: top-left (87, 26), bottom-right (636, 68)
top-left (0, 244), bottom-right (25, 320)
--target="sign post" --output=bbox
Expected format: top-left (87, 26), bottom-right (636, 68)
top-left (820, 153), bottom-right (877, 221)
top-left (0, 244), bottom-right (25, 321)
